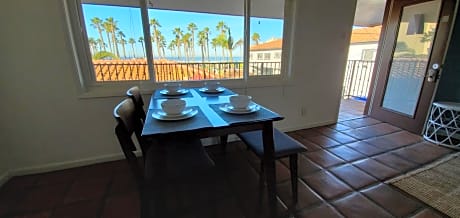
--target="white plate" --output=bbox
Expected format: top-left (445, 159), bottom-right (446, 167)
top-left (159, 89), bottom-right (189, 96)
top-left (199, 87), bottom-right (225, 93)
top-left (152, 108), bottom-right (198, 121)
top-left (219, 103), bottom-right (260, 114)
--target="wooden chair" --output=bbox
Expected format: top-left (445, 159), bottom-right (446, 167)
top-left (114, 98), bottom-right (215, 217)
top-left (126, 86), bottom-right (146, 122)
top-left (113, 98), bottom-right (214, 180)
top-left (237, 128), bottom-right (307, 204)
top-left (113, 98), bottom-right (148, 179)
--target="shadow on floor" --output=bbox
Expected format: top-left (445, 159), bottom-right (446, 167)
top-left (0, 104), bottom-right (456, 218)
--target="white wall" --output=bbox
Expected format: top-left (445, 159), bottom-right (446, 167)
top-left (0, 146), bottom-right (9, 185)
top-left (347, 42), bottom-right (378, 60)
top-left (0, 0), bottom-right (356, 176)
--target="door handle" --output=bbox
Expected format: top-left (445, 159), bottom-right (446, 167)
top-left (427, 63), bottom-right (440, 83)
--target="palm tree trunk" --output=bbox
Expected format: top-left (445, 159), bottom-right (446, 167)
top-left (177, 45), bottom-right (181, 60)
top-left (200, 45), bottom-right (205, 63)
top-left (106, 32), bottom-right (112, 52)
top-left (221, 47), bottom-right (225, 62)
top-left (97, 29), bottom-right (106, 50)
top-left (184, 45), bottom-right (188, 62)
top-left (122, 44), bottom-right (127, 58)
top-left (206, 39), bottom-right (210, 62)
top-left (141, 44), bottom-right (145, 58)
top-left (131, 45), bottom-right (136, 58)
top-left (111, 32), bottom-right (120, 57)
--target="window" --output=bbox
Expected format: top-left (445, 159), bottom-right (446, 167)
top-left (66, 0), bottom-right (286, 87)
top-left (249, 0), bottom-right (284, 76)
top-left (361, 49), bottom-right (377, 61)
top-left (264, 53), bottom-right (271, 60)
top-left (257, 53), bottom-right (263, 60)
top-left (274, 52), bottom-right (281, 59)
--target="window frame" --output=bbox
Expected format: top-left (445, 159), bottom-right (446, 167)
top-left (63, 0), bottom-right (293, 97)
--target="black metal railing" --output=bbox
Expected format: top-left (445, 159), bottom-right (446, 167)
top-left (93, 61), bottom-right (281, 82)
top-left (342, 60), bottom-right (375, 100)
top-left (342, 59), bottom-right (428, 100)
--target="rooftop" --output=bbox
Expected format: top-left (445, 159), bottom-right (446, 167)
top-left (350, 25), bottom-right (382, 44)
top-left (250, 25), bottom-right (382, 51)
top-left (250, 39), bottom-right (283, 51)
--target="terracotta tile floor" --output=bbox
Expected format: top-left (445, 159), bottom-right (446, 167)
top-left (0, 99), bottom-right (457, 218)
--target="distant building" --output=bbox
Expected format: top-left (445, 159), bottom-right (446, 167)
top-left (347, 26), bottom-right (381, 61)
top-left (247, 27), bottom-right (381, 75)
top-left (249, 38), bottom-right (283, 75)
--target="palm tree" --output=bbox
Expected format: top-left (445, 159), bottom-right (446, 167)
top-left (138, 37), bottom-right (145, 58)
top-left (211, 38), bottom-right (218, 61)
top-left (105, 17), bottom-right (120, 57)
top-left (119, 39), bottom-right (127, 58)
top-left (216, 34), bottom-right (227, 61)
top-left (188, 22), bottom-right (198, 59)
top-left (88, 37), bottom-right (97, 54)
top-left (251, 32), bottom-right (261, 45)
top-left (118, 31), bottom-right (127, 58)
top-left (90, 17), bottom-right (106, 50)
top-left (154, 29), bottom-right (164, 58)
top-left (216, 21), bottom-right (228, 35)
top-left (149, 19), bottom-right (162, 59)
top-left (128, 38), bottom-right (136, 58)
top-left (182, 33), bottom-right (192, 62)
top-left (102, 22), bottom-right (113, 53)
top-left (173, 28), bottom-right (183, 60)
top-left (216, 21), bottom-right (229, 61)
top-left (96, 38), bottom-right (104, 51)
top-left (168, 41), bottom-right (176, 58)
top-left (227, 29), bottom-right (234, 62)
top-left (203, 27), bottom-right (211, 62)
top-left (159, 34), bottom-right (166, 59)
top-left (150, 36), bottom-right (155, 57)
top-left (198, 31), bottom-right (207, 63)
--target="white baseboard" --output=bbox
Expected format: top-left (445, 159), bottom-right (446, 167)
top-left (278, 120), bottom-right (337, 132)
top-left (0, 171), bottom-right (10, 187)
top-left (9, 151), bottom-right (141, 178)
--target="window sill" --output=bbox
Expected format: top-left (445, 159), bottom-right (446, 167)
top-left (77, 77), bottom-right (293, 99)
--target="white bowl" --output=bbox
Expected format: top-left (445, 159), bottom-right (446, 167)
top-left (204, 81), bottom-right (221, 90)
top-left (164, 83), bottom-right (182, 93)
top-left (230, 95), bottom-right (252, 109)
top-left (161, 99), bottom-right (186, 115)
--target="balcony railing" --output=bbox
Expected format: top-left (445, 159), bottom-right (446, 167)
top-left (92, 60), bottom-right (281, 82)
top-left (342, 59), bottom-right (428, 100)
top-left (342, 60), bottom-right (375, 100)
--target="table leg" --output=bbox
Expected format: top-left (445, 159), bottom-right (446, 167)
top-left (220, 135), bottom-right (228, 153)
top-left (262, 122), bottom-right (277, 218)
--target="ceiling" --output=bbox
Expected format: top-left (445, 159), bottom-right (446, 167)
top-left (83, 0), bottom-right (387, 27)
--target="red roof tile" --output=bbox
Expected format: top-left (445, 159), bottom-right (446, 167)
top-left (350, 25), bottom-right (381, 44)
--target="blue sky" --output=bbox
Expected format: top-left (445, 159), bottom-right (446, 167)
top-left (82, 4), bottom-right (283, 58)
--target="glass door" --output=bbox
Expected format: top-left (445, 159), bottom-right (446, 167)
top-left (367, 0), bottom-right (454, 133)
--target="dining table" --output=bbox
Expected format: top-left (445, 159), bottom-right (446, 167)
top-left (141, 86), bottom-right (284, 217)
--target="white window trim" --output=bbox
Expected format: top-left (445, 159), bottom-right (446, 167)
top-left (63, 0), bottom-right (295, 98)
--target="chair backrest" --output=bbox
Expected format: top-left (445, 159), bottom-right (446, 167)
top-left (126, 86), bottom-right (146, 122)
top-left (113, 98), bottom-right (148, 160)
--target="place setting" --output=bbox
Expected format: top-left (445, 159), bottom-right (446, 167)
top-left (196, 81), bottom-right (235, 97)
top-left (152, 99), bottom-right (198, 121)
top-left (219, 95), bottom-right (260, 114)
top-left (154, 83), bottom-right (193, 99)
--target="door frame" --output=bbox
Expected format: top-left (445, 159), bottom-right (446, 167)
top-left (364, 0), bottom-right (456, 134)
